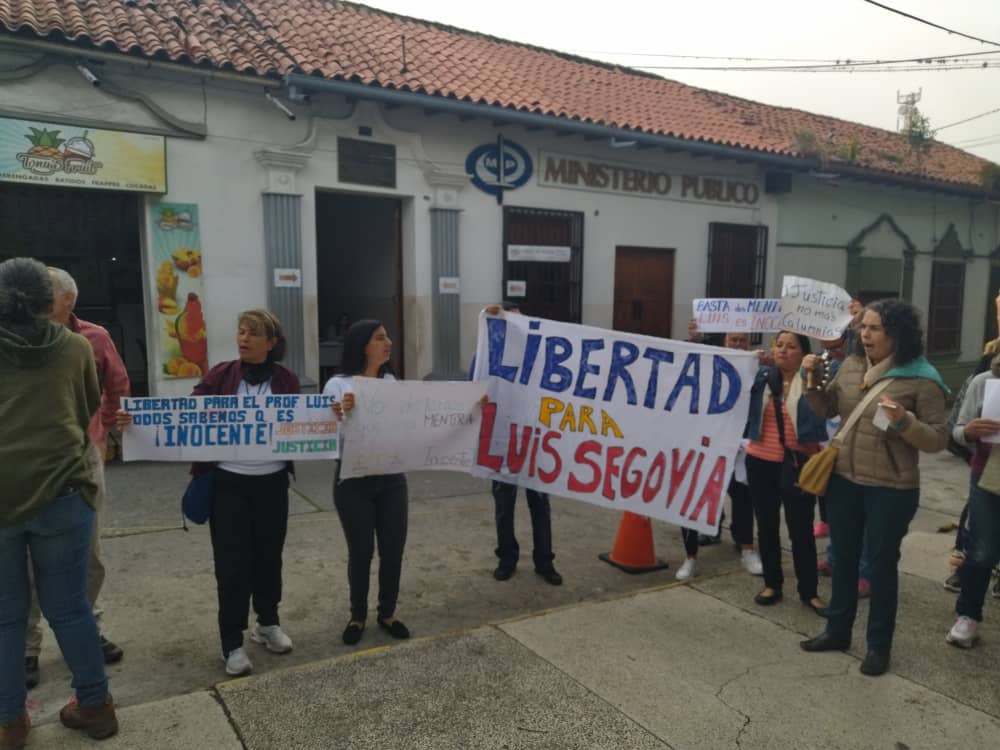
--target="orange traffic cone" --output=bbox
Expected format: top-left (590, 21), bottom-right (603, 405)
top-left (598, 511), bottom-right (669, 574)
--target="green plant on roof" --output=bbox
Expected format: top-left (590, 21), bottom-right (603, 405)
top-left (24, 127), bottom-right (66, 158)
top-left (981, 164), bottom-right (1000, 193)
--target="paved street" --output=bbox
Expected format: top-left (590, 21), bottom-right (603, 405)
top-left (24, 451), bottom-right (1000, 749)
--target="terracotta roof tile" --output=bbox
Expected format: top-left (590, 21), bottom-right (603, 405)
top-left (1, 0), bottom-right (994, 190)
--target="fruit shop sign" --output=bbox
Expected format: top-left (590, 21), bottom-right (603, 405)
top-left (471, 313), bottom-right (758, 535)
top-left (150, 202), bottom-right (209, 379)
top-left (120, 395), bottom-right (339, 461)
top-left (0, 116), bottom-right (166, 193)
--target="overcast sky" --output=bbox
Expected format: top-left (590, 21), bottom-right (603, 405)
top-left (365, 0), bottom-right (1000, 163)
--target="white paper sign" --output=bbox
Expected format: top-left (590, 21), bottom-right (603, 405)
top-left (982, 380), bottom-right (1000, 444)
top-left (692, 298), bottom-right (782, 333)
top-left (472, 313), bottom-right (757, 535)
top-left (122, 395), bottom-right (338, 461)
top-left (273, 268), bottom-right (302, 288)
top-left (507, 244), bottom-right (572, 263)
top-left (780, 275), bottom-right (854, 341)
top-left (338, 378), bottom-right (485, 478)
top-left (506, 280), bottom-right (527, 298)
top-left (438, 276), bottom-right (461, 295)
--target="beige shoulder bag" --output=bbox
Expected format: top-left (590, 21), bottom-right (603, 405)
top-left (798, 379), bottom-right (894, 496)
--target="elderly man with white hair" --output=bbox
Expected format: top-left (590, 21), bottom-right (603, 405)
top-left (23, 267), bottom-right (130, 690)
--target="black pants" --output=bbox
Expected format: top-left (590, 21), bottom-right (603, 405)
top-left (209, 468), bottom-right (289, 655)
top-left (729, 479), bottom-right (754, 546)
top-left (334, 471), bottom-right (408, 622)
top-left (746, 455), bottom-right (818, 601)
top-left (492, 481), bottom-right (554, 571)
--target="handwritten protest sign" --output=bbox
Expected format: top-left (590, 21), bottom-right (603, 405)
top-left (780, 275), bottom-right (853, 341)
top-left (692, 298), bottom-right (782, 333)
top-left (338, 378), bottom-right (484, 479)
top-left (472, 313), bottom-right (757, 534)
top-left (121, 395), bottom-right (338, 461)
top-left (981, 380), bottom-right (1000, 445)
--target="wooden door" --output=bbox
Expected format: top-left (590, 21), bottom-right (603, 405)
top-left (613, 247), bottom-right (675, 338)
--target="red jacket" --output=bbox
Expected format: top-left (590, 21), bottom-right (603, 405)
top-left (190, 359), bottom-right (300, 475)
top-left (70, 314), bottom-right (130, 451)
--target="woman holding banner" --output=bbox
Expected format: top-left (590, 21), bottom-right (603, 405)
top-left (323, 320), bottom-right (411, 646)
top-left (744, 331), bottom-right (828, 616)
top-left (799, 299), bottom-right (947, 676)
top-left (117, 309), bottom-right (299, 677)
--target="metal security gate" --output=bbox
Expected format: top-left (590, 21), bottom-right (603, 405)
top-left (502, 207), bottom-right (583, 323)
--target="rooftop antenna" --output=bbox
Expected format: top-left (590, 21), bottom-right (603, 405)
top-left (897, 88), bottom-right (922, 132)
top-left (400, 35), bottom-right (408, 75)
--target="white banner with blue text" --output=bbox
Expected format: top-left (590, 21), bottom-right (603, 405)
top-left (121, 394), bottom-right (339, 461)
top-left (472, 313), bottom-right (758, 534)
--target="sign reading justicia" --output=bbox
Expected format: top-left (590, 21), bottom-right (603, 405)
top-left (538, 150), bottom-right (760, 205)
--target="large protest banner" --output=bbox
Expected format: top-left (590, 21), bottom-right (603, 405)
top-left (780, 276), bottom-right (854, 341)
top-left (339, 378), bottom-right (485, 478)
top-left (472, 313), bottom-right (758, 534)
top-left (122, 394), bottom-right (339, 461)
top-left (692, 298), bottom-right (782, 333)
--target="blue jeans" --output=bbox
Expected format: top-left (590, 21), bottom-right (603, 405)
top-left (956, 479), bottom-right (1000, 622)
top-left (0, 493), bottom-right (108, 722)
top-left (824, 475), bottom-right (919, 654)
top-left (492, 482), bottom-right (554, 572)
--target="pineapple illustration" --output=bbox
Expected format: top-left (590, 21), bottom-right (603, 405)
top-left (24, 128), bottom-right (65, 159)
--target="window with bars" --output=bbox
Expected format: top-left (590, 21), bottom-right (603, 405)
top-left (927, 260), bottom-right (965, 355)
top-left (705, 223), bottom-right (768, 343)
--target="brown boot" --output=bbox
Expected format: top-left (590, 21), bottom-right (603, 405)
top-left (59, 695), bottom-right (118, 740)
top-left (0, 714), bottom-right (30, 750)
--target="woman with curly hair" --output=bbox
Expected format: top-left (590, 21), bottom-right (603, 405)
top-left (799, 299), bottom-right (947, 676)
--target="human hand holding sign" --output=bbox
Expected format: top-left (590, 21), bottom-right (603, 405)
top-left (114, 408), bottom-right (132, 429)
top-left (964, 418), bottom-right (1000, 442)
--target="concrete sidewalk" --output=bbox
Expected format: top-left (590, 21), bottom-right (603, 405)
top-left (23, 452), bottom-right (1000, 749)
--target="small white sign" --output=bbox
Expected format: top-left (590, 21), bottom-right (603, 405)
top-left (507, 244), bottom-right (572, 263)
top-left (983, 380), bottom-right (1000, 444)
top-left (273, 268), bottom-right (302, 288)
top-left (438, 276), bottom-right (461, 295)
top-left (780, 275), bottom-right (854, 342)
top-left (506, 280), bottom-right (527, 298)
top-left (692, 298), bottom-right (782, 333)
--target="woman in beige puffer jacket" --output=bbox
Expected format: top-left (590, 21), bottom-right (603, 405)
top-left (798, 299), bottom-right (947, 677)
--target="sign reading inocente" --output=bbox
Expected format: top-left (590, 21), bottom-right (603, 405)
top-left (338, 379), bottom-right (484, 479)
top-left (780, 275), bottom-right (854, 341)
top-left (472, 313), bottom-right (757, 535)
top-left (692, 298), bottom-right (783, 334)
top-left (121, 395), bottom-right (339, 462)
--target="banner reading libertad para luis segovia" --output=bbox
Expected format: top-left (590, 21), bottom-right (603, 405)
top-left (149, 202), bottom-right (209, 379)
top-left (472, 314), bottom-right (757, 535)
top-left (0, 116), bottom-right (166, 192)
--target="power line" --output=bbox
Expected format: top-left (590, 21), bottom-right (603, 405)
top-left (626, 49), bottom-right (1000, 72)
top-left (634, 61), bottom-right (1000, 73)
top-left (935, 107), bottom-right (1000, 132)
top-left (861, 0), bottom-right (1000, 48)
top-left (580, 48), bottom-right (995, 65)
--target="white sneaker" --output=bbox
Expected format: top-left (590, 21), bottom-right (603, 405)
top-left (741, 549), bottom-right (764, 576)
top-left (223, 647), bottom-right (253, 676)
top-left (946, 616), bottom-right (979, 649)
top-left (675, 558), bottom-right (699, 581)
top-left (250, 624), bottom-right (293, 654)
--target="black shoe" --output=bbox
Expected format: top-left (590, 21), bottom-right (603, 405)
top-left (800, 633), bottom-right (851, 652)
top-left (536, 568), bottom-right (563, 586)
top-left (698, 533), bottom-right (721, 547)
top-left (25, 656), bottom-right (39, 690)
top-left (493, 565), bottom-right (516, 581)
top-left (342, 621), bottom-right (365, 645)
top-left (754, 589), bottom-right (783, 606)
top-left (859, 650), bottom-right (890, 676)
top-left (100, 636), bottom-right (124, 665)
top-left (377, 617), bottom-right (410, 640)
